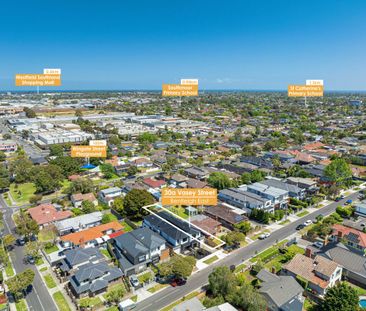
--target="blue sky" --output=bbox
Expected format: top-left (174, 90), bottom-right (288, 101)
top-left (1, 0), bottom-right (366, 91)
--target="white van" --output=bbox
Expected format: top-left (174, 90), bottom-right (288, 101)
top-left (118, 299), bottom-right (136, 311)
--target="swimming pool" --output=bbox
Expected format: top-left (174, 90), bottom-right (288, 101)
top-left (360, 298), bottom-right (366, 308)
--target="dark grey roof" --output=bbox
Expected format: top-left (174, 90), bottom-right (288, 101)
top-left (258, 269), bottom-right (303, 310)
top-left (259, 179), bottom-right (303, 195)
top-left (321, 243), bottom-right (366, 277)
top-left (63, 247), bottom-right (104, 267)
top-left (144, 211), bottom-right (200, 241)
top-left (113, 227), bottom-right (165, 258)
top-left (69, 262), bottom-right (122, 294)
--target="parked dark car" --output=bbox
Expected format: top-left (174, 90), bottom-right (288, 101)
top-left (24, 255), bottom-right (35, 264)
top-left (296, 224), bottom-right (305, 230)
top-left (170, 278), bottom-right (186, 287)
top-left (17, 237), bottom-right (26, 246)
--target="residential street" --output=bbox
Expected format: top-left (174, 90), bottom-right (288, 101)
top-left (135, 191), bottom-right (361, 311)
top-left (0, 196), bottom-right (58, 311)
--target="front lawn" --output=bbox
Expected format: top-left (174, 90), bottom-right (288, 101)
top-left (15, 299), bottom-right (27, 311)
top-left (279, 219), bottom-right (290, 225)
top-left (297, 210), bottom-right (309, 217)
top-left (10, 183), bottom-right (36, 204)
top-left (53, 291), bottom-right (71, 311)
top-left (138, 271), bottom-right (153, 284)
top-left (250, 240), bottom-right (289, 263)
top-left (35, 257), bottom-right (44, 266)
top-left (44, 274), bottom-right (57, 289)
top-left (5, 261), bottom-right (14, 277)
top-left (147, 283), bottom-right (168, 293)
top-left (38, 228), bottom-right (57, 243)
top-left (78, 297), bottom-right (103, 309)
top-left (204, 255), bottom-right (219, 265)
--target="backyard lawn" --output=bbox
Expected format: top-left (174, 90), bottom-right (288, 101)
top-left (100, 248), bottom-right (112, 259)
top-left (169, 206), bottom-right (189, 219)
top-left (44, 274), bottom-right (57, 289)
top-left (10, 183), bottom-right (36, 205)
top-left (53, 291), bottom-right (71, 311)
top-left (120, 220), bottom-right (134, 232)
top-left (78, 297), bottom-right (103, 309)
top-left (346, 281), bottom-right (366, 295)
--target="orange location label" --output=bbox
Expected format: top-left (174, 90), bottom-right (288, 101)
top-left (161, 188), bottom-right (217, 206)
top-left (288, 85), bottom-right (323, 97)
top-left (71, 146), bottom-right (107, 158)
top-left (15, 74), bottom-right (61, 86)
top-left (162, 84), bottom-right (198, 97)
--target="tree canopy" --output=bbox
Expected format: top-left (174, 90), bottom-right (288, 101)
top-left (123, 189), bottom-right (154, 219)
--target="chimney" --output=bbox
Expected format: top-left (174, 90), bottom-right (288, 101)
top-left (271, 266), bottom-right (276, 274)
top-left (305, 247), bottom-right (312, 258)
top-left (337, 230), bottom-right (343, 240)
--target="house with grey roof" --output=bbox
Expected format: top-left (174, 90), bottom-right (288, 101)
top-left (110, 227), bottom-right (168, 276)
top-left (246, 182), bottom-right (289, 210)
top-left (257, 269), bottom-right (304, 311)
top-left (218, 188), bottom-right (272, 213)
top-left (57, 247), bottom-right (105, 279)
top-left (98, 187), bottom-right (122, 206)
top-left (68, 262), bottom-right (123, 298)
top-left (143, 211), bottom-right (202, 253)
top-left (55, 211), bottom-right (103, 236)
top-left (259, 178), bottom-right (305, 200)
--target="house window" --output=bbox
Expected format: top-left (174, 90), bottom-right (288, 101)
top-left (138, 255), bottom-right (145, 262)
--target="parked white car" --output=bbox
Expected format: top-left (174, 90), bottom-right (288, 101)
top-left (304, 220), bottom-right (313, 226)
top-left (259, 232), bottom-right (271, 240)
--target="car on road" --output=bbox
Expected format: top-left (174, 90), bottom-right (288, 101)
top-left (129, 275), bottom-right (140, 287)
top-left (303, 220), bottom-right (313, 226)
top-left (24, 255), bottom-right (35, 264)
top-left (17, 237), bottom-right (26, 246)
top-left (296, 224), bottom-right (306, 230)
top-left (312, 241), bottom-right (323, 249)
top-left (345, 199), bottom-right (353, 205)
top-left (170, 278), bottom-right (186, 287)
top-left (258, 232), bottom-right (271, 240)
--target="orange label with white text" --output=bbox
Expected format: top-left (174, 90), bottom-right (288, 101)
top-left (288, 85), bottom-right (323, 97)
top-left (15, 74), bottom-right (61, 86)
top-left (71, 146), bottom-right (107, 158)
top-left (162, 188), bottom-right (217, 206)
top-left (162, 84), bottom-right (198, 96)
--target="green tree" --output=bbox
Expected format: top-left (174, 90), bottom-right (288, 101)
top-left (324, 158), bottom-right (352, 185)
top-left (6, 268), bottom-right (35, 301)
top-left (81, 200), bottom-right (96, 214)
top-left (0, 151), bottom-right (6, 162)
top-left (109, 135), bottom-right (121, 146)
top-left (49, 145), bottom-right (64, 157)
top-left (241, 172), bottom-right (251, 184)
top-left (207, 172), bottom-right (232, 190)
top-left (104, 285), bottom-right (125, 304)
top-left (67, 178), bottom-right (94, 194)
top-left (100, 163), bottom-right (115, 179)
top-left (127, 165), bottom-right (139, 176)
top-left (320, 282), bottom-right (359, 311)
top-left (2, 234), bottom-right (16, 250)
top-left (112, 196), bottom-right (124, 215)
top-left (23, 107), bottom-right (36, 118)
top-left (234, 221), bottom-right (252, 234)
top-left (250, 170), bottom-right (265, 183)
top-left (223, 231), bottom-right (246, 246)
top-left (15, 210), bottom-right (39, 238)
top-left (50, 156), bottom-right (81, 177)
top-left (25, 241), bottom-right (41, 259)
top-left (208, 266), bottom-right (236, 298)
top-left (102, 213), bottom-right (118, 224)
top-left (31, 165), bottom-right (63, 193)
top-left (123, 189), bottom-right (154, 219)
top-left (227, 282), bottom-right (266, 311)
top-left (10, 156), bottom-right (33, 184)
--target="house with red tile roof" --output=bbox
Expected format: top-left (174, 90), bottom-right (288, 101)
top-left (70, 192), bottom-right (98, 208)
top-left (142, 177), bottom-right (166, 189)
top-left (330, 224), bottom-right (366, 254)
top-left (303, 142), bottom-right (325, 151)
top-left (28, 203), bottom-right (72, 228)
top-left (61, 221), bottom-right (124, 248)
top-left (282, 253), bottom-right (342, 296)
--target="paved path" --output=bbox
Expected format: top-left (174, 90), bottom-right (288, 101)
top-left (134, 190), bottom-right (361, 311)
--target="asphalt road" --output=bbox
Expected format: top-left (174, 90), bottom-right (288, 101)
top-left (135, 191), bottom-right (361, 311)
top-left (0, 196), bottom-right (58, 311)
